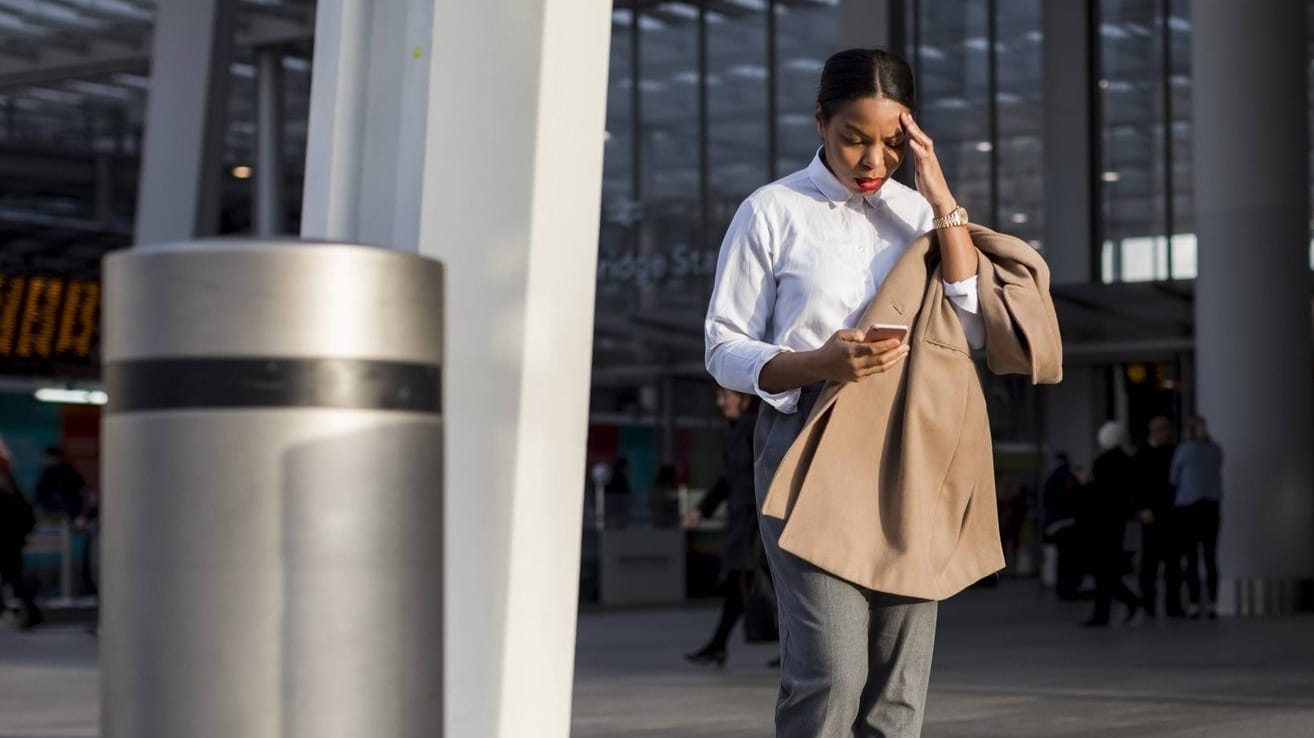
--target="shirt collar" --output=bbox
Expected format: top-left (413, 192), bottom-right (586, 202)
top-left (806, 147), bottom-right (888, 210)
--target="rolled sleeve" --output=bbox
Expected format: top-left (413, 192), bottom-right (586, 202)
top-left (751, 346), bottom-right (800, 413)
top-left (705, 198), bottom-right (801, 413)
top-left (943, 275), bottom-right (986, 350)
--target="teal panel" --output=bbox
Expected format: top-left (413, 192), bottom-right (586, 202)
top-left (0, 392), bottom-right (62, 499)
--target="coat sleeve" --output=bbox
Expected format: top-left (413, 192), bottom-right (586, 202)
top-left (974, 234), bottom-right (1063, 385)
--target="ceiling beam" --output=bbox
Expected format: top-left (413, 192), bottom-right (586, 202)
top-left (0, 8), bottom-right (312, 90)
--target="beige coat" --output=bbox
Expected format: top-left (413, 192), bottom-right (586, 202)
top-left (761, 224), bottom-right (1063, 601)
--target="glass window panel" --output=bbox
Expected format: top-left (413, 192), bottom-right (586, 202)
top-left (774, 0), bottom-right (838, 176)
top-left (594, 8), bottom-right (639, 370)
top-left (1173, 233), bottom-right (1197, 279)
top-left (1168, 0), bottom-right (1192, 278)
top-left (1100, 0), bottom-right (1168, 281)
top-left (995, 0), bottom-right (1044, 248)
top-left (707, 4), bottom-right (769, 247)
top-left (1308, 0), bottom-right (1314, 269)
top-left (637, 4), bottom-right (704, 353)
top-left (918, 0), bottom-right (992, 226)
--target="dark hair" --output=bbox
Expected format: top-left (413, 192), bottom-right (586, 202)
top-left (816, 48), bottom-right (915, 121)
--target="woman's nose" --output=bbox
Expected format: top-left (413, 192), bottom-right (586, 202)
top-left (860, 144), bottom-right (883, 172)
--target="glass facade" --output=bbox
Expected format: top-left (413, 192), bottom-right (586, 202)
top-left (911, 0), bottom-right (1044, 246)
top-left (1097, 0), bottom-right (1195, 282)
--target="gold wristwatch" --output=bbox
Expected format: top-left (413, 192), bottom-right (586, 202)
top-left (932, 205), bottom-right (969, 229)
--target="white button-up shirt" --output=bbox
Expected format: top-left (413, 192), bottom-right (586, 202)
top-left (705, 151), bottom-right (986, 414)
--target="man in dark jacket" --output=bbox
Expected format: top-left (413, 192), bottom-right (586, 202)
top-left (35, 446), bottom-right (86, 521)
top-left (1042, 452), bottom-right (1083, 600)
top-left (1081, 422), bottom-right (1142, 626)
top-left (683, 388), bottom-right (761, 666)
top-left (1134, 415), bottom-right (1184, 618)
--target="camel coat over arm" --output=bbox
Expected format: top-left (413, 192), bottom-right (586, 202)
top-left (759, 223), bottom-right (1063, 601)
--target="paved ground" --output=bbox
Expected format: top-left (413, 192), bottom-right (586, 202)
top-left (4, 581), bottom-right (1314, 737)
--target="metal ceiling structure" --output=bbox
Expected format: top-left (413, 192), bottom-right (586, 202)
top-left (0, 0), bottom-right (314, 279)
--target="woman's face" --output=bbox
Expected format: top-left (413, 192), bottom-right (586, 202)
top-left (815, 95), bottom-right (909, 196)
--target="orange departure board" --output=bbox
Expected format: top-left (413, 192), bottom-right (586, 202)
top-left (0, 272), bottom-right (100, 364)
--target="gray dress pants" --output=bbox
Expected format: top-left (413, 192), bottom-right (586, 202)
top-left (755, 386), bottom-right (938, 738)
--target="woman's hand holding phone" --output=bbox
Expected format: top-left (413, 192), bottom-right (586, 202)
top-left (808, 327), bottom-right (910, 383)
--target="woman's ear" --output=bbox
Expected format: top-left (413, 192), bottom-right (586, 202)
top-left (814, 105), bottom-right (826, 139)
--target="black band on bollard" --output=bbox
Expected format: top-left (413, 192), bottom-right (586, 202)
top-left (105, 358), bottom-right (442, 414)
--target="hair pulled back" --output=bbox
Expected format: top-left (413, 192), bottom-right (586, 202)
top-left (816, 48), bottom-right (915, 121)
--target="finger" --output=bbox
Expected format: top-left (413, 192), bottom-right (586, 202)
top-left (878, 345), bottom-right (911, 364)
top-left (849, 342), bottom-right (879, 358)
top-left (901, 112), bottom-right (933, 146)
top-left (835, 328), bottom-right (866, 343)
top-left (857, 349), bottom-right (909, 376)
top-left (864, 337), bottom-right (901, 353)
top-left (853, 344), bottom-right (909, 371)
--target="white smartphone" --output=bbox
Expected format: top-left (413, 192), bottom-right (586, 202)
top-left (863, 323), bottom-right (909, 345)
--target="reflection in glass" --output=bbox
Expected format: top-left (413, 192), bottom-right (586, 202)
top-left (1100, 0), bottom-right (1169, 282)
top-left (994, 0), bottom-right (1044, 249)
top-left (707, 3), bottom-right (769, 251)
top-left (774, 0), bottom-right (839, 176)
top-left (917, 0), bottom-right (992, 226)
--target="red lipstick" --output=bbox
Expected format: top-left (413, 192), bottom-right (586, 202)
top-left (856, 177), bottom-right (883, 193)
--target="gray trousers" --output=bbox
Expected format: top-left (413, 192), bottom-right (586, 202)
top-left (755, 387), bottom-right (938, 738)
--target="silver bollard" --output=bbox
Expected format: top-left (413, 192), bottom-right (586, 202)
top-left (101, 241), bottom-right (444, 738)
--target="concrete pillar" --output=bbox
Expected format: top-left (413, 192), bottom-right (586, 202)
top-left (301, 1), bottom-right (613, 735)
top-left (300, 0), bottom-right (435, 248)
top-left (1044, 365), bottom-right (1103, 475)
top-left (1041, 0), bottom-right (1094, 283)
top-left (1191, 0), bottom-right (1313, 614)
top-left (133, 0), bottom-right (234, 245)
top-left (255, 46), bottom-right (286, 236)
top-left (417, 4), bottom-right (611, 734)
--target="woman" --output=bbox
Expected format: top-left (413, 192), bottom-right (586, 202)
top-left (1171, 416), bottom-right (1223, 619)
top-left (683, 387), bottom-right (762, 667)
top-left (704, 49), bottom-right (1061, 737)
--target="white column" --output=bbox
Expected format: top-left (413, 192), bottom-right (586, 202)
top-left (255, 46), bottom-right (286, 236)
top-left (1191, 0), bottom-right (1313, 615)
top-left (416, 3), bottom-right (611, 734)
top-left (300, 0), bottom-right (435, 247)
top-left (133, 0), bottom-right (234, 245)
top-left (301, 1), bottom-right (613, 734)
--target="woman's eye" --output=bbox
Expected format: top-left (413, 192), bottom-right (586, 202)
top-left (845, 138), bottom-right (863, 145)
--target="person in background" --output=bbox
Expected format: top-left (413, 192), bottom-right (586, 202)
top-left (1172, 416), bottom-right (1223, 619)
top-left (650, 463), bottom-right (681, 528)
top-left (603, 456), bottom-right (631, 529)
top-left (35, 446), bottom-right (86, 522)
top-left (1042, 452), bottom-right (1083, 600)
top-left (0, 436), bottom-right (42, 629)
top-left (1081, 421), bottom-right (1142, 627)
top-left (1134, 415), bottom-right (1184, 619)
top-left (684, 388), bottom-right (760, 667)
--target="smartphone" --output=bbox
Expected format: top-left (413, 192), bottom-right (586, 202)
top-left (863, 323), bottom-right (909, 345)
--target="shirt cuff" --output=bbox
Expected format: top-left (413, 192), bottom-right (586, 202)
top-left (752, 346), bottom-right (801, 414)
top-left (942, 275), bottom-right (980, 314)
